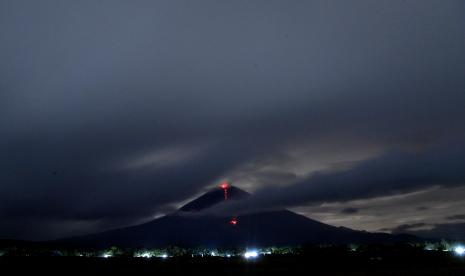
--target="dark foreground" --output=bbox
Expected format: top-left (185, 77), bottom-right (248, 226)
top-left (2, 251), bottom-right (465, 276)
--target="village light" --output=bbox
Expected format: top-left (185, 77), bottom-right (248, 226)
top-left (244, 250), bottom-right (258, 259)
top-left (454, 246), bottom-right (465, 256)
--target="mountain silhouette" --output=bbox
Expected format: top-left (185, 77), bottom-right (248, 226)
top-left (59, 186), bottom-right (417, 247)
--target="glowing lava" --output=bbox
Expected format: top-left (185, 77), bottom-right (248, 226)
top-left (220, 182), bottom-right (230, 200)
top-left (230, 218), bottom-right (238, 226)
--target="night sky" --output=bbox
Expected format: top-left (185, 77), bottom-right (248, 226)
top-left (1, 0), bottom-right (465, 241)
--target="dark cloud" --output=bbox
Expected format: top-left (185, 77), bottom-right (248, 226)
top-left (380, 221), bottom-right (465, 240)
top-left (387, 223), bottom-right (430, 234)
top-left (341, 208), bottom-right (359, 214)
top-left (393, 222), bottom-right (465, 240)
top-left (1, 0), bottom-right (465, 239)
top-left (446, 214), bottom-right (465, 221)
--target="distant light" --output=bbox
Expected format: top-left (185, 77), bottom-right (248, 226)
top-left (454, 246), bottom-right (465, 255)
top-left (230, 218), bottom-right (238, 225)
top-left (210, 251), bottom-right (216, 257)
top-left (160, 254), bottom-right (168, 259)
top-left (101, 253), bottom-right (112, 258)
top-left (134, 251), bottom-right (154, 258)
top-left (226, 254), bottom-right (231, 258)
top-left (244, 250), bottom-right (258, 259)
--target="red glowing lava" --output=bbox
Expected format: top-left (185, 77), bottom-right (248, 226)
top-left (220, 182), bottom-right (230, 200)
top-left (220, 182), bottom-right (230, 190)
top-left (230, 218), bottom-right (238, 225)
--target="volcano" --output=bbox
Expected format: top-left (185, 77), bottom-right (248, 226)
top-left (60, 185), bottom-right (417, 247)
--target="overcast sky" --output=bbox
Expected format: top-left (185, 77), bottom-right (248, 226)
top-left (1, 0), bottom-right (465, 240)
